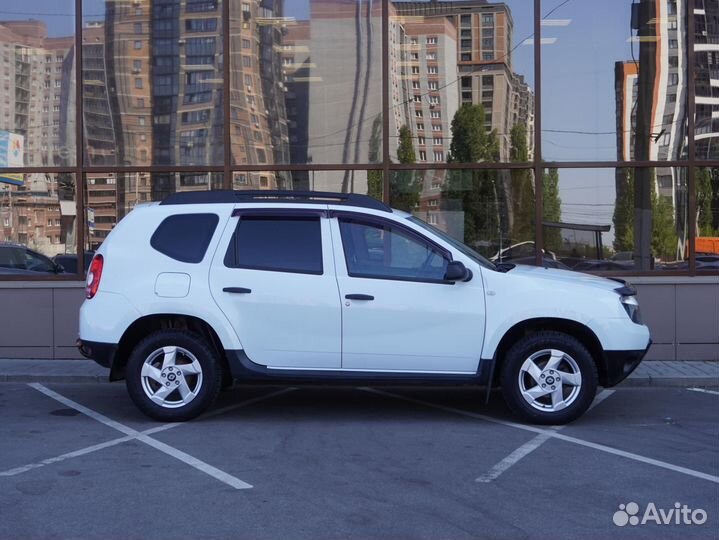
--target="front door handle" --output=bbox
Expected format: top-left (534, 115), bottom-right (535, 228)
top-left (223, 287), bottom-right (252, 294)
top-left (345, 294), bottom-right (374, 301)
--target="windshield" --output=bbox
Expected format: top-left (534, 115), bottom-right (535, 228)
top-left (407, 216), bottom-right (496, 270)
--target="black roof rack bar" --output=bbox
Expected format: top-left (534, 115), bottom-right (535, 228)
top-left (160, 190), bottom-right (392, 212)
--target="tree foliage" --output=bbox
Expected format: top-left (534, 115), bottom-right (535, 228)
top-left (542, 168), bottom-right (562, 252)
top-left (390, 125), bottom-right (421, 211)
top-left (443, 104), bottom-right (504, 254)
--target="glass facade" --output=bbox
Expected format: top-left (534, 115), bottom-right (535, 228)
top-left (0, 0), bottom-right (717, 278)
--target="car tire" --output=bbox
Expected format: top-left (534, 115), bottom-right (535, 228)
top-left (125, 329), bottom-right (222, 422)
top-left (500, 331), bottom-right (598, 425)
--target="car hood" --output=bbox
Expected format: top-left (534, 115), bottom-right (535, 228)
top-left (505, 264), bottom-right (624, 293)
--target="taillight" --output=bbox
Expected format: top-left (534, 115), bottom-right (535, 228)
top-left (86, 254), bottom-right (104, 299)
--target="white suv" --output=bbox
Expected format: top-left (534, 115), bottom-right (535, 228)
top-left (78, 191), bottom-right (651, 424)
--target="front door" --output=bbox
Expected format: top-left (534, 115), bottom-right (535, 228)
top-left (331, 214), bottom-right (485, 373)
top-left (210, 208), bottom-right (342, 369)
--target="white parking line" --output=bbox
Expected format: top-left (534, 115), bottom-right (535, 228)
top-left (364, 388), bottom-right (719, 485)
top-left (6, 385), bottom-right (294, 487)
top-left (476, 390), bottom-right (614, 483)
top-left (687, 387), bottom-right (719, 396)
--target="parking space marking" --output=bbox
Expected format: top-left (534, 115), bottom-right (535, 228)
top-left (688, 388), bottom-right (719, 396)
top-left (364, 388), bottom-right (719, 485)
top-left (476, 390), bottom-right (615, 483)
top-left (0, 388), bottom-right (294, 478)
top-left (14, 385), bottom-right (294, 488)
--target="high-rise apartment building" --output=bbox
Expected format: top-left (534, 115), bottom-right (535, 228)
top-left (0, 20), bottom-right (74, 254)
top-left (393, 0), bottom-right (534, 161)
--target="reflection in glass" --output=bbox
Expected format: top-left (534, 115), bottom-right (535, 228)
top-left (543, 167), bottom-right (688, 272)
top-left (232, 169), bottom-right (378, 195)
top-left (694, 168), bottom-right (719, 271)
top-left (542, 0), bottom-right (688, 162)
top-left (0, 173), bottom-right (77, 275)
top-left (81, 0), bottom-right (225, 167)
top-left (390, 168), bottom-right (536, 263)
top-left (230, 0), bottom-right (382, 167)
top-left (0, 3), bottom-right (76, 167)
top-left (390, 0), bottom-right (534, 164)
top-left (694, 3), bottom-right (719, 159)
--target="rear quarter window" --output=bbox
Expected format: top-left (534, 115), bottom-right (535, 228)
top-left (150, 213), bottom-right (219, 263)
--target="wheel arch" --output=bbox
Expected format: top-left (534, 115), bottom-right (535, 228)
top-left (111, 314), bottom-right (229, 382)
top-left (491, 317), bottom-right (608, 386)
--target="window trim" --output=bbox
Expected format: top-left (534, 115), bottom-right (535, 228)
top-left (224, 211), bottom-right (325, 275)
top-left (332, 211), bottom-right (454, 285)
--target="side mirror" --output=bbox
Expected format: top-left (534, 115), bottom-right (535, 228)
top-left (444, 260), bottom-right (472, 282)
top-left (54, 263), bottom-right (65, 274)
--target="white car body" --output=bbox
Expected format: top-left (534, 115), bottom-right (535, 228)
top-left (78, 191), bottom-right (651, 423)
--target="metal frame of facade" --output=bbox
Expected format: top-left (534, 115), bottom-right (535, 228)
top-left (2, 0), bottom-right (716, 280)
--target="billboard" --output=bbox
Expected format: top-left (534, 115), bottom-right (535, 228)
top-left (0, 130), bottom-right (24, 186)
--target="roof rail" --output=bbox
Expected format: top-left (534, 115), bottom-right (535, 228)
top-left (160, 190), bottom-right (392, 212)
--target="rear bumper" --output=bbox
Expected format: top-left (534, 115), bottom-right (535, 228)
top-left (77, 338), bottom-right (117, 369)
top-left (600, 340), bottom-right (652, 387)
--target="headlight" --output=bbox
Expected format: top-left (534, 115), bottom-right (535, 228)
top-left (620, 295), bottom-right (642, 324)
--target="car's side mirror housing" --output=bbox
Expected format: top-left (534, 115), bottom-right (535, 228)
top-left (444, 260), bottom-right (472, 282)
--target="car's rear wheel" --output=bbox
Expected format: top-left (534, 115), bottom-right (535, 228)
top-left (500, 331), bottom-right (598, 425)
top-left (126, 329), bottom-right (222, 422)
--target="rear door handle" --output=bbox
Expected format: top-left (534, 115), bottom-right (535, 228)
top-left (345, 294), bottom-right (374, 301)
top-left (223, 287), bottom-right (252, 294)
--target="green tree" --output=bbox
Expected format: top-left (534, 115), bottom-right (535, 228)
top-left (542, 168), bottom-right (562, 252)
top-left (696, 167), bottom-right (718, 236)
top-left (509, 123), bottom-right (534, 242)
top-left (444, 104), bottom-right (502, 254)
top-left (651, 181), bottom-right (678, 262)
top-left (613, 169), bottom-right (635, 252)
top-left (389, 125), bottom-right (421, 211)
top-left (366, 115), bottom-right (383, 201)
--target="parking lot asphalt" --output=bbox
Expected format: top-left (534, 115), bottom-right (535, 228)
top-left (0, 383), bottom-right (717, 540)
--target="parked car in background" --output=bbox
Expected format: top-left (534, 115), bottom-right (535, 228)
top-left (53, 251), bottom-right (95, 274)
top-left (0, 242), bottom-right (65, 274)
top-left (696, 254), bottom-right (719, 270)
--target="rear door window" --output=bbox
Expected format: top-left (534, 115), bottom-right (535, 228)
top-left (224, 216), bottom-right (323, 274)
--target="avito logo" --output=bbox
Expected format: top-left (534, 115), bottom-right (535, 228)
top-left (613, 502), bottom-right (708, 527)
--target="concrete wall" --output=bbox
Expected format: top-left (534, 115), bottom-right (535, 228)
top-left (0, 278), bottom-right (717, 361)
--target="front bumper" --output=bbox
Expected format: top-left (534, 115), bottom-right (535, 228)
top-left (77, 338), bottom-right (117, 369)
top-left (600, 340), bottom-right (652, 387)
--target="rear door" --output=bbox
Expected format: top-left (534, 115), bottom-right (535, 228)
top-left (210, 207), bottom-right (342, 369)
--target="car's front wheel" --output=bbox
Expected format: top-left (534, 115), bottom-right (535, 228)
top-left (125, 329), bottom-right (222, 422)
top-left (500, 331), bottom-right (598, 425)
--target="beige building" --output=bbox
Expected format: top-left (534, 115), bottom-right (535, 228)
top-left (393, 0), bottom-right (534, 161)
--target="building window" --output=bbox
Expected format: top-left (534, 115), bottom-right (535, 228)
top-left (134, 40), bottom-right (142, 50)
top-left (428, 66), bottom-right (438, 74)
top-left (416, 123), bottom-right (424, 131)
top-left (412, 81), bottom-right (420, 89)
top-left (426, 37), bottom-right (437, 45)
top-left (428, 81), bottom-right (438, 90)
top-left (426, 52), bottom-right (437, 60)
top-left (419, 150), bottom-right (427, 161)
top-left (135, 78), bottom-right (143, 89)
top-left (430, 110), bottom-right (441, 119)
top-left (433, 151), bottom-right (444, 161)
top-left (417, 136), bottom-right (425, 145)
top-left (482, 14), bottom-right (494, 25)
top-left (433, 137), bottom-right (442, 145)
